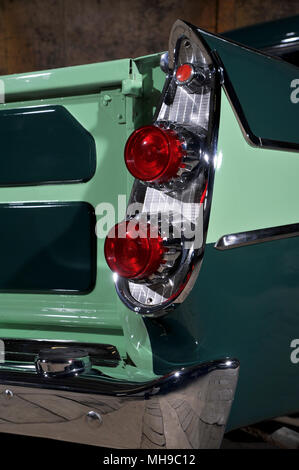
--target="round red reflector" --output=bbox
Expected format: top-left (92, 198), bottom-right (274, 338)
top-left (104, 220), bottom-right (165, 279)
top-left (124, 125), bottom-right (184, 183)
top-left (176, 64), bottom-right (193, 83)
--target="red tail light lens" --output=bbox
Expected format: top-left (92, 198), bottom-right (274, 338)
top-left (104, 220), bottom-right (165, 279)
top-left (124, 125), bottom-right (184, 183)
top-left (176, 63), bottom-right (194, 84)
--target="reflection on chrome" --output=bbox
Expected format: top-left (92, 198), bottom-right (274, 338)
top-left (215, 222), bottom-right (299, 250)
top-left (0, 358), bottom-right (239, 448)
top-left (216, 150), bottom-right (223, 170)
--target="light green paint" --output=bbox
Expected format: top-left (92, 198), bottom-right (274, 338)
top-left (207, 89), bottom-right (299, 244)
top-left (0, 59), bottom-right (141, 101)
top-left (0, 57), bottom-right (160, 382)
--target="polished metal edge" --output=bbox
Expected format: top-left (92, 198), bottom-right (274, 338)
top-left (115, 20), bottom-right (221, 317)
top-left (210, 45), bottom-right (299, 153)
top-left (179, 20), bottom-right (299, 153)
top-left (35, 349), bottom-right (92, 378)
top-left (3, 338), bottom-right (121, 367)
top-left (0, 358), bottom-right (239, 448)
top-left (263, 39), bottom-right (299, 55)
top-left (0, 356), bottom-right (239, 397)
top-left (215, 223), bottom-right (299, 250)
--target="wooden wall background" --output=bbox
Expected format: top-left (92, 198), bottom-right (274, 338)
top-left (0, 0), bottom-right (298, 75)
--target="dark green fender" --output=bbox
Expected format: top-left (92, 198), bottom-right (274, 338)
top-left (143, 25), bottom-right (299, 428)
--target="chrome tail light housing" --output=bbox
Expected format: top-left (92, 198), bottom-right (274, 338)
top-left (105, 20), bottom-right (220, 317)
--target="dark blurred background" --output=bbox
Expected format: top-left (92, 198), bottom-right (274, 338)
top-left (0, 0), bottom-right (298, 75)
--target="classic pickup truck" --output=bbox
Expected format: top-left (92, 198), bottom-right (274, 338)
top-left (0, 14), bottom-right (298, 449)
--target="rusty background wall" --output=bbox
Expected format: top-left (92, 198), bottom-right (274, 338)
top-left (0, 0), bottom-right (298, 75)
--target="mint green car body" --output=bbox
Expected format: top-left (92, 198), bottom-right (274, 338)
top-left (0, 16), bottom-right (298, 442)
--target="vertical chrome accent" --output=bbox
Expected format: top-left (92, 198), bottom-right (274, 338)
top-left (215, 223), bottom-right (299, 250)
top-left (115, 20), bottom-right (220, 317)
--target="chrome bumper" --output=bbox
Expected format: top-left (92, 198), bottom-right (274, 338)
top-left (0, 358), bottom-right (239, 449)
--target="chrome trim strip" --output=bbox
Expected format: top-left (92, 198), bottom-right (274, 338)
top-left (210, 49), bottom-right (299, 153)
top-left (184, 22), bottom-right (299, 153)
top-left (3, 338), bottom-right (121, 368)
top-left (215, 223), bottom-right (299, 250)
top-left (0, 356), bottom-right (239, 396)
top-left (0, 358), bottom-right (239, 448)
top-left (263, 39), bottom-right (299, 55)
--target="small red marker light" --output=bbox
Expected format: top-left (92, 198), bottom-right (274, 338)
top-left (176, 64), bottom-right (194, 84)
top-left (104, 220), bottom-right (165, 280)
top-left (124, 125), bottom-right (185, 183)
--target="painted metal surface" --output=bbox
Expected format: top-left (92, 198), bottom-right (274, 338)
top-left (200, 29), bottom-right (299, 147)
top-left (0, 59), bottom-right (138, 101)
top-left (0, 105), bottom-right (96, 185)
top-left (145, 88), bottom-right (299, 430)
top-left (222, 14), bottom-right (299, 50)
top-left (0, 202), bottom-right (96, 293)
top-left (0, 20), bottom-right (298, 435)
top-left (207, 90), bottom-right (299, 243)
top-left (0, 57), bottom-right (160, 382)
